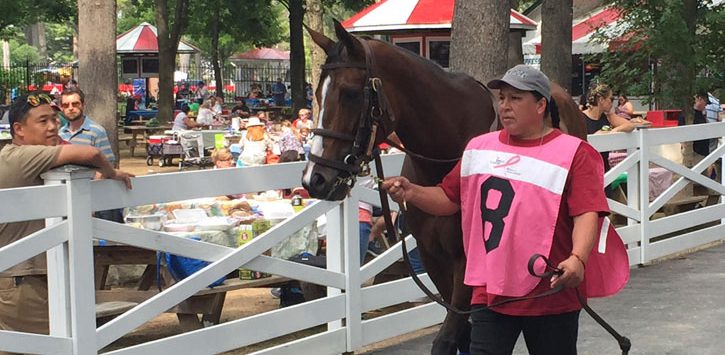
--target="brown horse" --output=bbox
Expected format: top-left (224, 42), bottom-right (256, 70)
top-left (302, 21), bottom-right (586, 355)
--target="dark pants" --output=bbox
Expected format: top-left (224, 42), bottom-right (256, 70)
top-left (470, 307), bottom-right (580, 355)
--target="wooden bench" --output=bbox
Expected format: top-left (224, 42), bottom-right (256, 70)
top-left (96, 301), bottom-right (139, 325)
top-left (94, 244), bottom-right (289, 330)
top-left (95, 275), bottom-right (289, 330)
top-left (662, 195), bottom-right (708, 215)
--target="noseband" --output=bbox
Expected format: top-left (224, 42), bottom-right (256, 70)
top-left (310, 39), bottom-right (394, 187)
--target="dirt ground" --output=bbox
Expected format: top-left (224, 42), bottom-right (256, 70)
top-left (108, 144), bottom-right (429, 353)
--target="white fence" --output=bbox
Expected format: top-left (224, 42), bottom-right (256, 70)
top-left (0, 123), bottom-right (723, 354)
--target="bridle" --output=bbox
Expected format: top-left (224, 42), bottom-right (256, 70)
top-left (310, 39), bottom-right (460, 192)
top-left (309, 39), bottom-right (390, 190)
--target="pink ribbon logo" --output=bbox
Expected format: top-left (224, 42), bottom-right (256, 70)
top-left (493, 155), bottom-right (521, 169)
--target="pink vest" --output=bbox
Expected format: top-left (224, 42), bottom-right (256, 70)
top-left (460, 132), bottom-right (581, 297)
top-left (460, 132), bottom-right (629, 298)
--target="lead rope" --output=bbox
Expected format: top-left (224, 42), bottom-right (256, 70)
top-left (372, 154), bottom-right (631, 355)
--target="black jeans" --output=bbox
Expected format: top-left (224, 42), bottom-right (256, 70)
top-left (470, 307), bottom-right (580, 355)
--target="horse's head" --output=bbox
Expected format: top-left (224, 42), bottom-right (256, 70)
top-left (302, 21), bottom-right (395, 201)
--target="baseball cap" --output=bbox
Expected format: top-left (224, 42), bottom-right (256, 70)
top-left (487, 64), bottom-right (551, 101)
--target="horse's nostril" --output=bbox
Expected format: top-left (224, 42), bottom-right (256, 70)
top-left (310, 173), bottom-right (326, 189)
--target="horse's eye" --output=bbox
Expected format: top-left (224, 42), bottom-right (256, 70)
top-left (340, 88), bottom-right (360, 100)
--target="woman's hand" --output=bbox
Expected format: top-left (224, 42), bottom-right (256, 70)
top-left (381, 177), bottom-right (412, 204)
top-left (550, 255), bottom-right (585, 289)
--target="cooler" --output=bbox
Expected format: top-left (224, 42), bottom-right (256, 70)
top-left (646, 110), bottom-right (680, 128)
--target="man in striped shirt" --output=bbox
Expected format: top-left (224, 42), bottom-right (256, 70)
top-left (59, 87), bottom-right (123, 222)
top-left (59, 87), bottom-right (115, 165)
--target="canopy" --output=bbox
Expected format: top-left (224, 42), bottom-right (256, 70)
top-left (116, 22), bottom-right (198, 54)
top-left (342, 0), bottom-right (537, 33)
top-left (230, 48), bottom-right (290, 61)
top-left (523, 7), bottom-right (623, 55)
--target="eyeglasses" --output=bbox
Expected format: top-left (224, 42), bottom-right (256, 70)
top-left (27, 94), bottom-right (53, 107)
top-left (60, 102), bottom-right (82, 109)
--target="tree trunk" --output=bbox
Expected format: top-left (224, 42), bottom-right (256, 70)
top-left (211, 5), bottom-right (223, 98)
top-left (306, 0), bottom-right (324, 122)
top-left (508, 31), bottom-right (524, 68)
top-left (676, 0), bottom-right (699, 174)
top-left (155, 0), bottom-right (190, 124)
top-left (78, 0), bottom-right (118, 166)
top-left (541, 0), bottom-right (573, 92)
top-left (450, 0), bottom-right (509, 82)
top-left (289, 0), bottom-right (307, 114)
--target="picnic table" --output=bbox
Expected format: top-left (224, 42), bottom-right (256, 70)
top-left (124, 109), bottom-right (158, 125)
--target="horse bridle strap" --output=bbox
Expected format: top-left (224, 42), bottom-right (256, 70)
top-left (371, 155), bottom-right (631, 355)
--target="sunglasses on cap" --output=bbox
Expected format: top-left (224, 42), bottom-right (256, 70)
top-left (27, 93), bottom-right (53, 107)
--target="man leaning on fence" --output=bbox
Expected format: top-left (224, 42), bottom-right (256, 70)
top-left (0, 93), bottom-right (133, 342)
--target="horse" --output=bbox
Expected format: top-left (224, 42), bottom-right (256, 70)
top-left (302, 21), bottom-right (587, 355)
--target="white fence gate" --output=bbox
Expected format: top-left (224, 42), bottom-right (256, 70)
top-left (0, 123), bottom-right (723, 354)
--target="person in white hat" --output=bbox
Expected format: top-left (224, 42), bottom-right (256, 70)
top-left (383, 65), bottom-right (626, 354)
top-left (239, 116), bottom-right (274, 167)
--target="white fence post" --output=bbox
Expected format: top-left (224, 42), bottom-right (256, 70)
top-left (344, 188), bottom-right (362, 353)
top-left (638, 129), bottom-right (651, 264)
top-left (42, 166), bottom-right (97, 354)
top-left (43, 172), bottom-right (72, 341)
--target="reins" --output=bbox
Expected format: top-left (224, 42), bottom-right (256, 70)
top-left (372, 153), bottom-right (631, 355)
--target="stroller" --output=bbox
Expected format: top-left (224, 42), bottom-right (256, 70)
top-left (146, 135), bottom-right (184, 167)
top-left (177, 131), bottom-right (213, 170)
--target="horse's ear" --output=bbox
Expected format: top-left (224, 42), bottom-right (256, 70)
top-left (305, 24), bottom-right (334, 55)
top-left (333, 19), bottom-right (362, 58)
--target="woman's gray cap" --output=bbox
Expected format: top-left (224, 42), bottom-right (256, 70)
top-left (487, 64), bottom-right (551, 101)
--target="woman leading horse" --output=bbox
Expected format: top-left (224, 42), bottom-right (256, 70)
top-left (302, 21), bottom-right (591, 355)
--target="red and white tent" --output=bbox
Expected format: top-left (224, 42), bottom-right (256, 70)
top-left (116, 22), bottom-right (198, 54)
top-left (230, 48), bottom-right (290, 61)
top-left (523, 7), bottom-right (623, 55)
top-left (342, 0), bottom-right (537, 33)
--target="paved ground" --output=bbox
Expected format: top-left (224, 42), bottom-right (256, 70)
top-left (364, 241), bottom-right (725, 355)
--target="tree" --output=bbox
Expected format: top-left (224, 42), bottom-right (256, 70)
top-left (541, 0), bottom-right (573, 92)
top-left (154, 0), bottom-right (190, 123)
top-left (186, 0), bottom-right (282, 98)
top-left (596, 0), bottom-right (724, 111)
top-left (508, 0), bottom-right (524, 68)
top-left (450, 0), bottom-right (510, 82)
top-left (0, 0), bottom-right (73, 36)
top-left (78, 0), bottom-right (118, 165)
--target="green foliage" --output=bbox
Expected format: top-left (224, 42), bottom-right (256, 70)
top-left (595, 0), bottom-right (724, 108)
top-left (186, 0), bottom-right (284, 77)
top-left (45, 23), bottom-right (74, 63)
top-left (117, 0), bottom-right (156, 34)
top-left (0, 0), bottom-right (74, 35)
top-left (9, 40), bottom-right (41, 65)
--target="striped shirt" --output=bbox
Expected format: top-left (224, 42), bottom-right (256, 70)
top-left (59, 116), bottom-right (115, 164)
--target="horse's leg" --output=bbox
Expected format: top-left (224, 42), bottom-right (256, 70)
top-left (414, 223), bottom-right (471, 355)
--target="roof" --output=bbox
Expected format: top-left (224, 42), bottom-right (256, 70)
top-left (116, 22), bottom-right (198, 54)
top-left (342, 0), bottom-right (537, 33)
top-left (230, 48), bottom-right (290, 61)
top-left (523, 7), bottom-right (623, 55)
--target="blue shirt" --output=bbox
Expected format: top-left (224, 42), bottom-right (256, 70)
top-left (706, 93), bottom-right (721, 123)
top-left (59, 116), bottom-right (116, 164)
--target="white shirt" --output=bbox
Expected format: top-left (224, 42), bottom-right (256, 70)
top-left (196, 108), bottom-right (215, 126)
top-left (172, 111), bottom-right (188, 130)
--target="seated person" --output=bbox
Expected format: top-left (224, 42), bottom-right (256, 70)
top-left (239, 117), bottom-right (274, 167)
top-left (211, 147), bottom-right (235, 169)
top-left (231, 97), bottom-right (251, 118)
top-left (196, 100), bottom-right (216, 127)
top-left (172, 104), bottom-right (198, 130)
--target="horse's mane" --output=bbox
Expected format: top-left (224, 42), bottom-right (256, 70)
top-left (327, 36), bottom-right (477, 90)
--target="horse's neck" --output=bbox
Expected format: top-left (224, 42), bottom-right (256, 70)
top-left (377, 58), bottom-right (489, 162)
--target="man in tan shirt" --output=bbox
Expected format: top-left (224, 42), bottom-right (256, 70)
top-left (0, 93), bottom-right (133, 338)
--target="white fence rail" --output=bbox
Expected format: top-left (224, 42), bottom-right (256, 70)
top-left (0, 124), bottom-right (723, 354)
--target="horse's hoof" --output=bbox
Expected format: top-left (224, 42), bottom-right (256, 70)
top-left (431, 339), bottom-right (457, 355)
